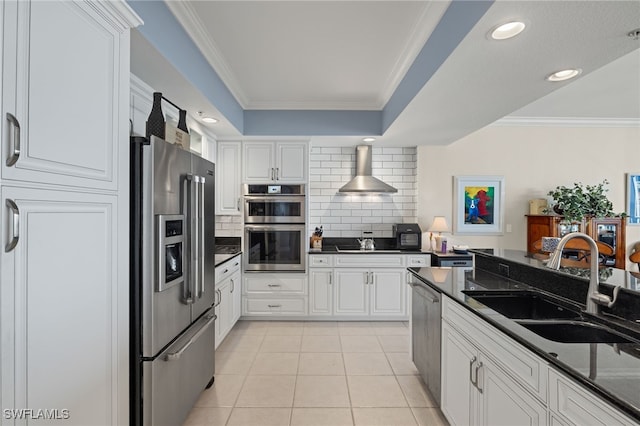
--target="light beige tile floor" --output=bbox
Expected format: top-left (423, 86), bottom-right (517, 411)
top-left (183, 320), bottom-right (449, 426)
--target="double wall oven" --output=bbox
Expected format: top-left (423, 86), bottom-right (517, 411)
top-left (244, 184), bottom-right (306, 272)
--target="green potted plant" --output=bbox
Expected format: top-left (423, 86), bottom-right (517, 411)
top-left (546, 179), bottom-right (615, 223)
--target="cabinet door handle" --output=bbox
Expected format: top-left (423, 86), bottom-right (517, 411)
top-left (328, 273), bottom-right (332, 285)
top-left (271, 168), bottom-right (275, 181)
top-left (237, 197), bottom-right (241, 212)
top-left (230, 278), bottom-right (234, 293)
top-left (213, 289), bottom-right (222, 308)
top-left (6, 113), bottom-right (21, 167)
top-left (469, 356), bottom-right (478, 387)
top-left (5, 199), bottom-right (19, 252)
top-left (475, 362), bottom-right (484, 393)
top-left (276, 167), bottom-right (279, 180)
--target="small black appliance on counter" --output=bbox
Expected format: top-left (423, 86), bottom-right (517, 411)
top-left (393, 223), bottom-right (422, 250)
top-left (431, 251), bottom-right (474, 267)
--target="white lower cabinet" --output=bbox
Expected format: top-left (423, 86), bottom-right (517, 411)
top-left (333, 269), bottom-right (406, 317)
top-left (480, 354), bottom-right (548, 425)
top-left (309, 269), bottom-right (333, 315)
top-left (215, 255), bottom-right (242, 348)
top-left (548, 369), bottom-right (637, 426)
top-left (442, 321), bottom-right (547, 426)
top-left (441, 294), bottom-right (639, 426)
top-left (442, 295), bottom-right (548, 426)
top-left (334, 269), bottom-right (369, 315)
top-left (308, 254), bottom-right (426, 319)
top-left (242, 273), bottom-right (308, 317)
top-left (1, 186), bottom-right (126, 426)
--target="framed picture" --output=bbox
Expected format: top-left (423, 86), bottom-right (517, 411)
top-left (626, 173), bottom-right (640, 225)
top-left (453, 175), bottom-right (505, 235)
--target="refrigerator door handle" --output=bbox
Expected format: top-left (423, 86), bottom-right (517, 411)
top-left (199, 176), bottom-right (206, 298)
top-left (164, 312), bottom-right (216, 361)
top-left (181, 176), bottom-right (193, 303)
top-left (187, 174), bottom-right (198, 304)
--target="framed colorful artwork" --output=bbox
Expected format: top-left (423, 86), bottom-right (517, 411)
top-left (453, 175), bottom-right (505, 235)
top-left (626, 173), bottom-right (640, 225)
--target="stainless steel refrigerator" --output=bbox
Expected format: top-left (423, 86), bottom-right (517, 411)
top-left (130, 136), bottom-right (216, 426)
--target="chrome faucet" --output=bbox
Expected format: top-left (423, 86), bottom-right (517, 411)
top-left (547, 232), bottom-right (620, 314)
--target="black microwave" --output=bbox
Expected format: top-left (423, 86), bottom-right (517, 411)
top-left (393, 223), bottom-right (422, 250)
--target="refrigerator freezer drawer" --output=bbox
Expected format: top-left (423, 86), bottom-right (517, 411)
top-left (142, 310), bottom-right (215, 426)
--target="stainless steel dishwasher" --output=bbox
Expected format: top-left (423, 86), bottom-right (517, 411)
top-left (410, 278), bottom-right (442, 406)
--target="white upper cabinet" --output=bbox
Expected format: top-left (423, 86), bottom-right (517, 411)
top-left (276, 142), bottom-right (307, 182)
top-left (216, 141), bottom-right (242, 215)
top-left (2, 0), bottom-right (135, 190)
top-left (243, 141), bottom-right (308, 183)
top-left (1, 2), bottom-right (140, 425)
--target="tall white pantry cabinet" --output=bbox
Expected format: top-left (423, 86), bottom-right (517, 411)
top-left (1, 1), bottom-right (141, 425)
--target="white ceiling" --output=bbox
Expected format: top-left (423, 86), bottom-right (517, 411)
top-left (166, 1), bottom-right (449, 110)
top-left (130, 0), bottom-right (640, 146)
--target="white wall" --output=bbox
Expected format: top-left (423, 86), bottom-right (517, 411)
top-left (417, 125), bottom-right (640, 269)
top-left (309, 146), bottom-right (417, 237)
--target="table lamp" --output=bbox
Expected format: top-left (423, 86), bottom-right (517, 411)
top-left (428, 216), bottom-right (449, 252)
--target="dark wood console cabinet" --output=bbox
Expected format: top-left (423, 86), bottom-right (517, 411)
top-left (526, 215), bottom-right (626, 269)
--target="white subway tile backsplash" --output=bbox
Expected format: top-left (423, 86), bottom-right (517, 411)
top-left (382, 147), bottom-right (403, 154)
top-left (309, 146), bottom-right (417, 237)
top-left (342, 217), bottom-right (363, 224)
top-left (320, 147), bottom-right (343, 154)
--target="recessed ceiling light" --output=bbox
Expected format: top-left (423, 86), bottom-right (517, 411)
top-left (197, 111), bottom-right (219, 124)
top-left (362, 137), bottom-right (376, 142)
top-left (546, 68), bottom-right (582, 82)
top-left (490, 21), bottom-right (526, 40)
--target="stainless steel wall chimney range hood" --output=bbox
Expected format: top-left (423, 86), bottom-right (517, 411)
top-left (338, 145), bottom-right (397, 194)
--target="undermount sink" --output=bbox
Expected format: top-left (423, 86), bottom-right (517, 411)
top-left (463, 290), bottom-right (640, 344)
top-left (515, 320), bottom-right (639, 344)
top-left (463, 290), bottom-right (582, 320)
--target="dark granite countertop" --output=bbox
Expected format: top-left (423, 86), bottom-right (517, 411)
top-left (309, 247), bottom-right (426, 254)
top-left (408, 254), bottom-right (640, 421)
top-left (308, 236), bottom-right (426, 254)
top-left (214, 252), bottom-right (241, 268)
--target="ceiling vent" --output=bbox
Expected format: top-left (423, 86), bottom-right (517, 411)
top-left (338, 145), bottom-right (397, 194)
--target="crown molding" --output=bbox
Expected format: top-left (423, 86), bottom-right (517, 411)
top-left (89, 0), bottom-right (143, 32)
top-left (377, 1), bottom-right (450, 110)
top-left (244, 100), bottom-right (381, 111)
top-left (492, 116), bottom-right (640, 128)
top-left (165, 1), bottom-right (250, 108)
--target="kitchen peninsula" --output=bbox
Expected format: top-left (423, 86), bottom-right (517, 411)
top-left (409, 249), bottom-right (640, 426)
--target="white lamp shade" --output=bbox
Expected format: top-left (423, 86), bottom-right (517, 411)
top-left (428, 216), bottom-right (449, 233)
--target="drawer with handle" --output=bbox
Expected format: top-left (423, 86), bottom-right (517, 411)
top-left (244, 274), bottom-right (307, 294)
top-left (407, 255), bottom-right (430, 267)
top-left (215, 256), bottom-right (241, 282)
top-left (243, 297), bottom-right (307, 315)
top-left (309, 255), bottom-right (333, 267)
